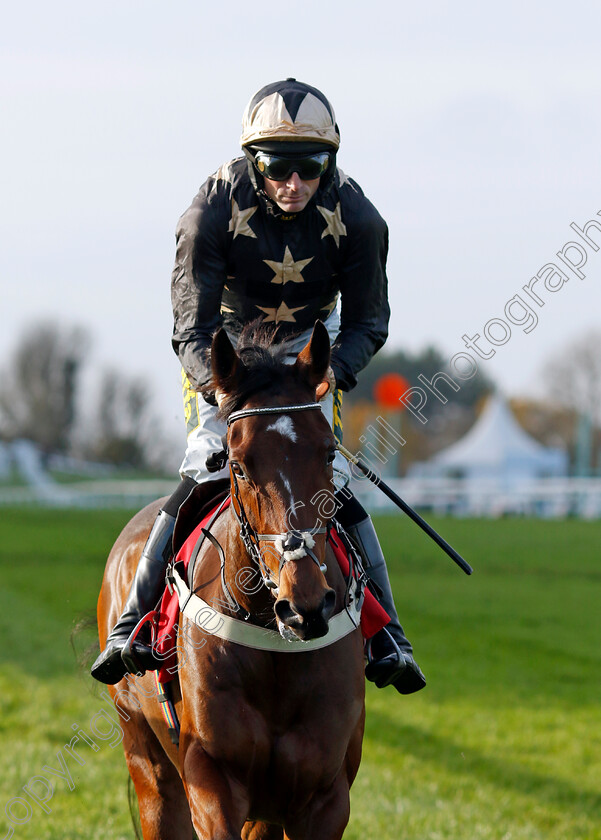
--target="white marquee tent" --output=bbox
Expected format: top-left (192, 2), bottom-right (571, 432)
top-left (410, 394), bottom-right (568, 485)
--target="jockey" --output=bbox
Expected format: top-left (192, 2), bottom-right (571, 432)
top-left (91, 78), bottom-right (426, 695)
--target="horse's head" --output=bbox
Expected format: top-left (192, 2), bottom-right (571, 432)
top-left (210, 321), bottom-right (339, 641)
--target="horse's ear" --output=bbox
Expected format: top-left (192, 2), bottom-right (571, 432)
top-left (294, 321), bottom-right (331, 389)
top-left (211, 328), bottom-right (242, 391)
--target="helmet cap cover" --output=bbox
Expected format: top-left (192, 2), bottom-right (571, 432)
top-left (241, 78), bottom-right (340, 150)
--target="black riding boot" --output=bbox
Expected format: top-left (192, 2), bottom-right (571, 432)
top-left (90, 509), bottom-right (176, 685)
top-left (346, 515), bottom-right (426, 695)
top-left (91, 477), bottom-right (197, 685)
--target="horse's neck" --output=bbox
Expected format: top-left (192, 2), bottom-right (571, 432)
top-left (220, 513), bottom-right (278, 624)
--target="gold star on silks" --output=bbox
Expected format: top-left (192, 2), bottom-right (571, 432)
top-left (263, 246), bottom-right (313, 285)
top-left (337, 168), bottom-right (351, 188)
top-left (317, 202), bottom-right (347, 248)
top-left (320, 296), bottom-right (339, 319)
top-left (213, 160), bottom-right (237, 183)
top-left (228, 199), bottom-right (257, 239)
top-left (256, 302), bottom-right (307, 323)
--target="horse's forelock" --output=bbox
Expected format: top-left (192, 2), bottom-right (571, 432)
top-left (237, 320), bottom-right (285, 353)
top-left (213, 324), bottom-right (297, 420)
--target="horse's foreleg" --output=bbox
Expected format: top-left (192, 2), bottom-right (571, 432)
top-left (120, 710), bottom-right (194, 840)
top-left (182, 740), bottom-right (248, 840)
top-left (242, 821), bottom-right (284, 840)
top-left (283, 774), bottom-right (351, 840)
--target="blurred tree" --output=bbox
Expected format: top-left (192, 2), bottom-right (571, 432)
top-left (0, 322), bottom-right (89, 455)
top-left (542, 329), bottom-right (601, 473)
top-left (349, 344), bottom-right (494, 414)
top-left (543, 329), bottom-right (601, 424)
top-left (84, 369), bottom-right (163, 469)
top-left (341, 344), bottom-right (494, 475)
top-left (511, 398), bottom-right (577, 448)
top-left (0, 323), bottom-right (173, 472)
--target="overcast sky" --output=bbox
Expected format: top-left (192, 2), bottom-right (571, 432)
top-left (2, 1), bottom-right (601, 456)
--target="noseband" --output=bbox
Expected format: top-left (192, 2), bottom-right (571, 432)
top-left (226, 402), bottom-right (328, 595)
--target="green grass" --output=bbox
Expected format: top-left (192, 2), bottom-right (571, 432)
top-left (0, 510), bottom-right (600, 839)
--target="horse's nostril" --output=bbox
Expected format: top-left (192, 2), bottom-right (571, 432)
top-left (275, 590), bottom-right (335, 640)
top-left (274, 599), bottom-right (295, 623)
top-left (322, 589), bottom-right (336, 621)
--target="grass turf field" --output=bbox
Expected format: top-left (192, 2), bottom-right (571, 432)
top-left (0, 508), bottom-right (600, 839)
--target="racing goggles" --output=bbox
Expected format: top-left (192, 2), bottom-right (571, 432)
top-left (253, 151), bottom-right (331, 181)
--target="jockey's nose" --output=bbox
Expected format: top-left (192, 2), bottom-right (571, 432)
top-left (286, 172), bottom-right (302, 190)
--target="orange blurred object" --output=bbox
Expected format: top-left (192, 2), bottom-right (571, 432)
top-left (373, 373), bottom-right (410, 410)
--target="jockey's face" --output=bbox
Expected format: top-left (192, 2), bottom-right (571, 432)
top-left (263, 171), bottom-right (320, 213)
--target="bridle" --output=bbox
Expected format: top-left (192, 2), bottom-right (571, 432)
top-left (169, 397), bottom-right (365, 650)
top-left (226, 402), bottom-right (329, 596)
top-left (169, 403), bottom-right (366, 653)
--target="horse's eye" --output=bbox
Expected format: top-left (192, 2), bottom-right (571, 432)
top-left (326, 448), bottom-right (336, 466)
top-left (231, 462), bottom-right (245, 477)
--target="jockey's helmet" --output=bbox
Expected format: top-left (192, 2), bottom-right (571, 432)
top-left (240, 78), bottom-right (340, 152)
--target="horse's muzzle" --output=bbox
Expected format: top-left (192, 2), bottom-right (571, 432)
top-left (274, 589), bottom-right (336, 641)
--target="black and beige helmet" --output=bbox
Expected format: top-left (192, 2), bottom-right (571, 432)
top-left (241, 78), bottom-right (340, 151)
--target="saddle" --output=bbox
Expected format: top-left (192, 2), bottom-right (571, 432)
top-left (172, 477), bottom-right (230, 555)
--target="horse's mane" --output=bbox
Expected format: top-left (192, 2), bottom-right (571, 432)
top-left (209, 322), bottom-right (298, 419)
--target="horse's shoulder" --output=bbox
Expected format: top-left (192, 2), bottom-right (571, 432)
top-left (107, 497), bottom-right (168, 568)
top-left (188, 506), bottom-right (233, 587)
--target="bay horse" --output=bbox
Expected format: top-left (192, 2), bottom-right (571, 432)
top-left (97, 321), bottom-right (366, 840)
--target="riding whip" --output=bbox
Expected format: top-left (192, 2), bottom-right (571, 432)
top-left (337, 443), bottom-right (473, 576)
